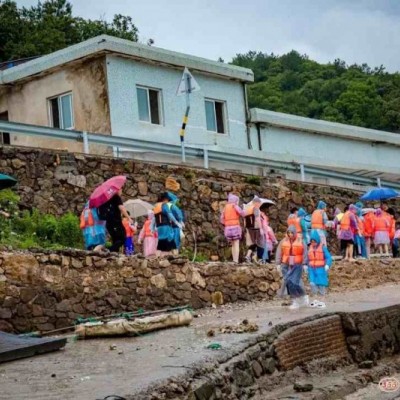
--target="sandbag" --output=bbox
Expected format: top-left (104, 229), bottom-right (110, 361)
top-left (75, 310), bottom-right (193, 339)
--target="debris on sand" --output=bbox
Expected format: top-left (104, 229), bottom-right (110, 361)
top-left (219, 319), bottom-right (259, 334)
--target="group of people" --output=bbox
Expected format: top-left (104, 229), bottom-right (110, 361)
top-left (220, 195), bottom-right (399, 310)
top-left (80, 191), bottom-right (185, 257)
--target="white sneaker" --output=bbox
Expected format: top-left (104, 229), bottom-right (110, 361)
top-left (316, 301), bottom-right (326, 309)
top-left (289, 300), bottom-right (300, 310)
top-left (300, 295), bottom-right (309, 307)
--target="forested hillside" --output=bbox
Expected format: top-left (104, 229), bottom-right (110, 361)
top-left (231, 51), bottom-right (400, 133)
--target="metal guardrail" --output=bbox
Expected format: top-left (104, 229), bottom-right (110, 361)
top-left (1, 120), bottom-right (400, 190)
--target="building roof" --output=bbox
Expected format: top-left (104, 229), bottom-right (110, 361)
top-left (0, 35), bottom-right (254, 85)
top-left (250, 108), bottom-right (400, 148)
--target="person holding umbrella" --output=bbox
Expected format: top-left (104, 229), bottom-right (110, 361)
top-left (89, 176), bottom-right (132, 253)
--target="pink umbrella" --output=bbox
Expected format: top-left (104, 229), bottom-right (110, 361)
top-left (89, 176), bottom-right (127, 208)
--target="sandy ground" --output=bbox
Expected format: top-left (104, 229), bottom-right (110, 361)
top-left (1, 276), bottom-right (400, 400)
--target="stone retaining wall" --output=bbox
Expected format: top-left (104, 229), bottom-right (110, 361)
top-left (0, 250), bottom-right (281, 333)
top-left (0, 145), bottom-right (384, 257)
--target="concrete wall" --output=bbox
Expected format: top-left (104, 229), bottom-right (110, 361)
top-left (106, 55), bottom-right (248, 149)
top-left (0, 57), bottom-right (111, 152)
top-left (251, 124), bottom-right (400, 176)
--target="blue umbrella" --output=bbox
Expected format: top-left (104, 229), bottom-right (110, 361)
top-left (360, 187), bottom-right (399, 201)
top-left (0, 173), bottom-right (17, 190)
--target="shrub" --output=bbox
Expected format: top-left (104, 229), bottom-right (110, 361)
top-left (245, 175), bottom-right (261, 185)
top-left (36, 214), bottom-right (58, 243)
top-left (56, 212), bottom-right (82, 248)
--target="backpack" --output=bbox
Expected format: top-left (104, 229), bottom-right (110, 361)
top-left (80, 203), bottom-right (106, 249)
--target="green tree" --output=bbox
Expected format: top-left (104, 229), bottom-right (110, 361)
top-left (0, 0), bottom-right (138, 62)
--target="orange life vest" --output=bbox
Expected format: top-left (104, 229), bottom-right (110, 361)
top-left (281, 237), bottom-right (304, 265)
top-left (143, 220), bottom-right (154, 237)
top-left (311, 209), bottom-right (325, 229)
top-left (153, 202), bottom-right (171, 227)
top-left (122, 219), bottom-right (135, 238)
top-left (375, 215), bottom-right (390, 232)
top-left (287, 215), bottom-right (302, 233)
top-left (340, 211), bottom-right (351, 231)
top-left (355, 216), bottom-right (364, 236)
top-left (224, 203), bottom-right (240, 227)
top-left (308, 243), bottom-right (325, 268)
top-left (80, 207), bottom-right (94, 229)
top-left (363, 212), bottom-right (374, 237)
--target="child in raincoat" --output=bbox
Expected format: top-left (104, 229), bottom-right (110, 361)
top-left (220, 193), bottom-right (245, 263)
top-left (304, 229), bottom-right (332, 309)
top-left (122, 213), bottom-right (137, 255)
top-left (275, 225), bottom-right (309, 310)
top-left (259, 207), bottom-right (277, 263)
top-left (167, 192), bottom-right (185, 254)
top-left (138, 210), bottom-right (158, 257)
top-left (373, 208), bottom-right (391, 256)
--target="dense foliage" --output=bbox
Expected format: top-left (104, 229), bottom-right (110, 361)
top-left (0, 189), bottom-right (82, 249)
top-left (232, 50), bottom-right (400, 132)
top-left (0, 0), bottom-right (138, 62)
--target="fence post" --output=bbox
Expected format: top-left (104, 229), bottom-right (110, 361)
top-left (82, 131), bottom-right (89, 154)
top-left (300, 163), bottom-right (305, 182)
top-left (203, 145), bottom-right (209, 169)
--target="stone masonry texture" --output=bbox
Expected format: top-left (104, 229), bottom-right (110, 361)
top-left (1, 145), bottom-right (392, 257)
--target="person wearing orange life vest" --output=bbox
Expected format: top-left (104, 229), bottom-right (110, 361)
top-left (122, 212), bottom-right (137, 256)
top-left (373, 208), bottom-right (391, 256)
top-left (337, 204), bottom-right (358, 262)
top-left (244, 196), bottom-right (263, 263)
top-left (220, 193), bottom-right (245, 263)
top-left (138, 210), bottom-right (158, 257)
top-left (287, 207), bottom-right (302, 234)
top-left (154, 192), bottom-right (182, 255)
top-left (311, 200), bottom-right (329, 246)
top-left (304, 229), bottom-right (332, 309)
top-left (80, 202), bottom-right (106, 251)
top-left (354, 202), bottom-right (367, 259)
top-left (275, 225), bottom-right (309, 310)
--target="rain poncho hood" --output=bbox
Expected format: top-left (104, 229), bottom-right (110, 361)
top-left (228, 193), bottom-right (239, 204)
top-left (349, 204), bottom-right (358, 213)
top-left (375, 208), bottom-right (383, 217)
top-left (355, 201), bottom-right (363, 209)
top-left (297, 207), bottom-right (307, 217)
top-left (287, 225), bottom-right (298, 239)
top-left (167, 192), bottom-right (178, 203)
top-left (310, 229), bottom-right (321, 245)
top-left (317, 200), bottom-right (327, 210)
top-left (147, 210), bottom-right (154, 218)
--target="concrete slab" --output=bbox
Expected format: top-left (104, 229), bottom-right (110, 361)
top-left (1, 283), bottom-right (399, 400)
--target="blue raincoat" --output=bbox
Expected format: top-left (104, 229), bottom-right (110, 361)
top-left (167, 192), bottom-right (184, 249)
top-left (307, 230), bottom-right (332, 288)
top-left (298, 207), bottom-right (310, 245)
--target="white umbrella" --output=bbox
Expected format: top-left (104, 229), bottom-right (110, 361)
top-left (124, 199), bottom-right (154, 218)
top-left (244, 197), bottom-right (275, 209)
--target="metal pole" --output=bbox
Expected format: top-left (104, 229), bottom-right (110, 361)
top-left (203, 145), bottom-right (209, 169)
top-left (179, 72), bottom-right (191, 163)
top-left (300, 163), bottom-right (305, 182)
top-left (377, 177), bottom-right (381, 187)
top-left (82, 131), bottom-right (89, 154)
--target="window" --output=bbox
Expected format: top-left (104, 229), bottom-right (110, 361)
top-left (205, 99), bottom-right (226, 133)
top-left (0, 111), bottom-right (10, 145)
top-left (137, 87), bottom-right (162, 124)
top-left (49, 93), bottom-right (74, 129)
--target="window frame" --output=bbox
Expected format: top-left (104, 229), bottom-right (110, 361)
top-left (136, 85), bottom-right (163, 125)
top-left (48, 92), bottom-right (74, 130)
top-left (204, 98), bottom-right (227, 134)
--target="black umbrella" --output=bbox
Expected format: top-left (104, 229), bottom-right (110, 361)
top-left (0, 173), bottom-right (17, 190)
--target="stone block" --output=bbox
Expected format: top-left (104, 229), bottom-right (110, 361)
top-left (251, 360), bottom-right (263, 378)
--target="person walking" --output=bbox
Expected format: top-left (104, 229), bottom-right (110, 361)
top-left (221, 193), bottom-right (245, 263)
top-left (304, 229), bottom-right (333, 309)
top-left (138, 210), bottom-right (158, 257)
top-left (98, 189), bottom-right (132, 253)
top-left (244, 196), bottom-right (263, 263)
top-left (354, 206), bottom-right (367, 259)
top-left (297, 207), bottom-right (310, 246)
top-left (275, 225), bottom-right (309, 310)
top-left (153, 192), bottom-right (181, 256)
top-left (122, 213), bottom-right (137, 256)
top-left (167, 192), bottom-right (185, 254)
top-left (259, 206), bottom-right (277, 263)
top-left (336, 204), bottom-right (358, 262)
top-left (311, 200), bottom-right (329, 245)
top-left (373, 208), bottom-right (391, 256)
